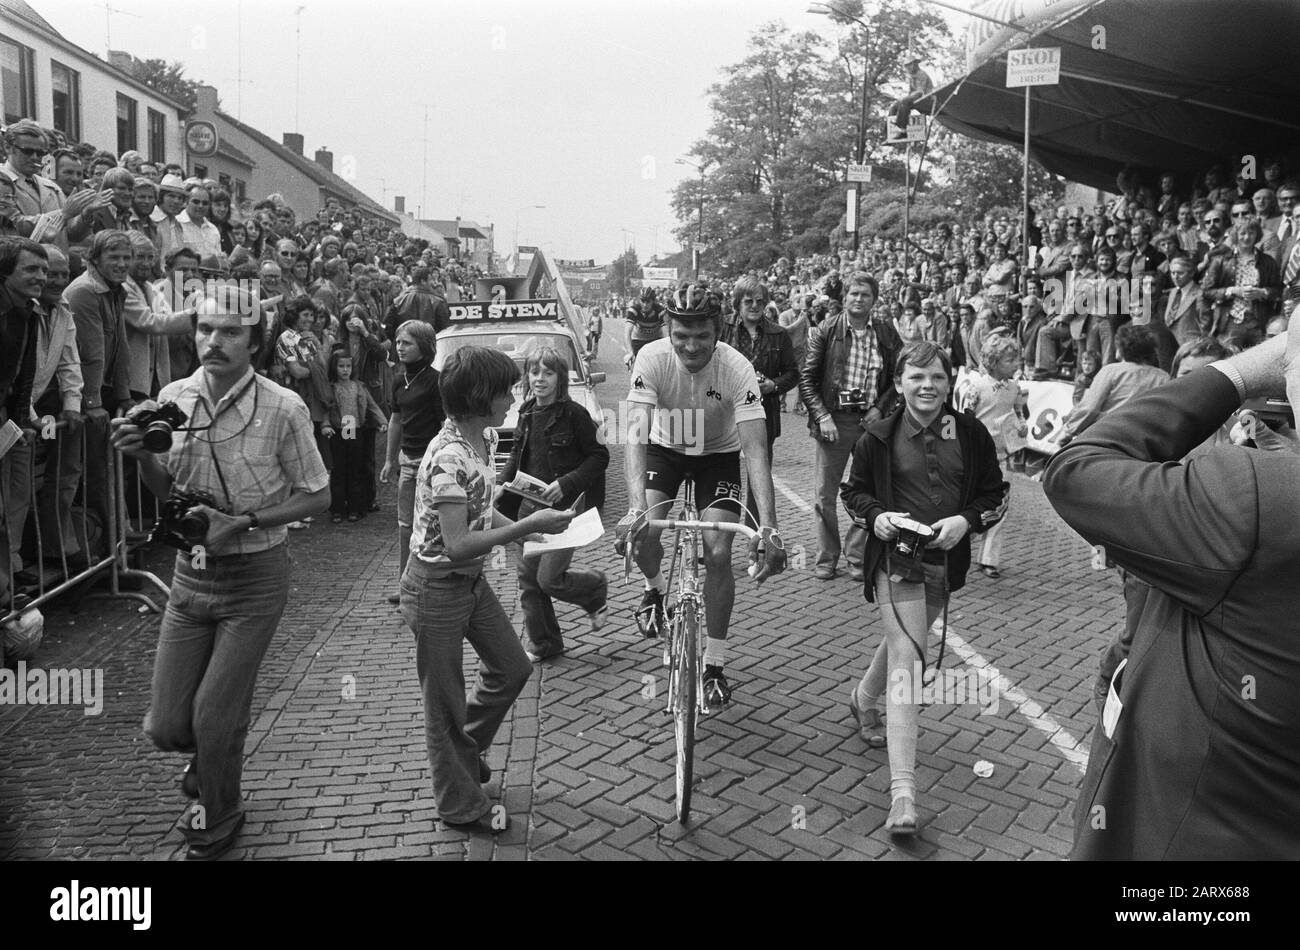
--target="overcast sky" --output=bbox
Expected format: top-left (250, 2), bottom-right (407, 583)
top-left (42, 0), bottom-right (978, 262)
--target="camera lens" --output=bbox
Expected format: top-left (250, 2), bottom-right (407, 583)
top-left (178, 508), bottom-right (210, 545)
top-left (140, 421), bottom-right (174, 453)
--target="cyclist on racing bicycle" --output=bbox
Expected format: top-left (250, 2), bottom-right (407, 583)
top-left (623, 287), bottom-right (666, 369)
top-left (614, 280), bottom-right (788, 709)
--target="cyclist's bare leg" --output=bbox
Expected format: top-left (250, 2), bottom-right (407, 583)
top-left (700, 502), bottom-right (740, 643)
top-left (631, 488), bottom-right (671, 582)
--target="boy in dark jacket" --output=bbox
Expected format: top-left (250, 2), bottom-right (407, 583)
top-left (840, 341), bottom-right (1007, 836)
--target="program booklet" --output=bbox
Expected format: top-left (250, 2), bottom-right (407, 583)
top-left (502, 470), bottom-right (554, 507)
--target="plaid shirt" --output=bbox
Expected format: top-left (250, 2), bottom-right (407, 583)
top-left (157, 367), bottom-right (330, 556)
top-left (843, 322), bottom-right (883, 403)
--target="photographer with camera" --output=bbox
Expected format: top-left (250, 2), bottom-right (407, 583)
top-left (840, 342), bottom-right (1007, 836)
top-left (799, 271), bottom-right (902, 581)
top-left (1044, 316), bottom-right (1300, 860)
top-left (110, 287), bottom-right (329, 860)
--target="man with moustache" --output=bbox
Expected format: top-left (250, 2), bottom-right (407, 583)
top-left (111, 287), bottom-right (329, 860)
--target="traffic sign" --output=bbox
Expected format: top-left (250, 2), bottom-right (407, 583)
top-left (1006, 47), bottom-right (1061, 87)
top-left (693, 242), bottom-right (706, 253)
top-left (847, 164), bottom-right (872, 183)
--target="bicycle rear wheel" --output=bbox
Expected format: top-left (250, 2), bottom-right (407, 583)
top-left (674, 603), bottom-right (698, 824)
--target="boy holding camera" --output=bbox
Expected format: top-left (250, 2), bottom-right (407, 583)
top-left (840, 341), bottom-right (1007, 836)
top-left (111, 288), bottom-right (330, 860)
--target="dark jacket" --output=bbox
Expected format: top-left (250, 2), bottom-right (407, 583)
top-left (720, 315), bottom-right (798, 442)
top-left (0, 285), bottom-right (38, 424)
top-left (798, 312), bottom-right (902, 432)
top-left (498, 395), bottom-right (608, 517)
top-left (840, 405), bottom-right (1006, 603)
top-left (1044, 368), bottom-right (1300, 860)
top-left (1201, 246), bottom-right (1282, 339)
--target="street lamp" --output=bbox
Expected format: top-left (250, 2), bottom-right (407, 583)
top-left (514, 204), bottom-right (545, 253)
top-left (809, 1), bottom-right (872, 253)
top-left (676, 157), bottom-right (707, 276)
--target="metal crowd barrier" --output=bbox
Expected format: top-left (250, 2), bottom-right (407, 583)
top-left (1, 416), bottom-right (169, 663)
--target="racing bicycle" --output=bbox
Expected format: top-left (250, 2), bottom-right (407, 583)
top-left (623, 478), bottom-right (757, 824)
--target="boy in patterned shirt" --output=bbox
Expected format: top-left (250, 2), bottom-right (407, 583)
top-left (398, 346), bottom-right (572, 834)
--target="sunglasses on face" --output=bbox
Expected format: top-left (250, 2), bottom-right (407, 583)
top-left (12, 145), bottom-right (47, 158)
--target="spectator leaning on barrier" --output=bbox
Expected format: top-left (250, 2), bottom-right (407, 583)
top-left (27, 245), bottom-right (85, 570)
top-left (110, 285), bottom-right (330, 861)
top-left (1, 237), bottom-right (48, 612)
top-left (64, 230), bottom-right (133, 557)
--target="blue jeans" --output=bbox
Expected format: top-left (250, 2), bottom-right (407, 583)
top-left (396, 449), bottom-right (421, 581)
top-left (145, 545), bottom-right (290, 845)
top-left (813, 412), bottom-right (868, 571)
top-left (400, 560), bottom-right (532, 823)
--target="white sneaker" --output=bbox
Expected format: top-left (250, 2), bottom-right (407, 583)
top-left (588, 604), bottom-right (609, 633)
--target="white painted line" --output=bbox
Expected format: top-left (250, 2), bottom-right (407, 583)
top-left (771, 473), bottom-right (1089, 776)
top-left (940, 626), bottom-right (1089, 775)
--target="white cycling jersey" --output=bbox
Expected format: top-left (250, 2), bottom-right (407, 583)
top-left (626, 338), bottom-right (765, 454)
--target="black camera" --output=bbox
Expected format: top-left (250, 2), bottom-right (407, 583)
top-left (888, 516), bottom-right (937, 584)
top-left (154, 488), bottom-right (226, 550)
top-left (124, 400), bottom-right (190, 453)
top-left (838, 387), bottom-right (870, 411)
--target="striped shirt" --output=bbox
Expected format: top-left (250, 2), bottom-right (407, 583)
top-left (157, 367), bottom-right (330, 555)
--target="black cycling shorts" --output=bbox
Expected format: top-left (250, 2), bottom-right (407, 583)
top-left (644, 444), bottom-right (742, 514)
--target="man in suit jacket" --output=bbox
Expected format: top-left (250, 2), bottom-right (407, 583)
top-left (1161, 256), bottom-right (1209, 351)
top-left (1044, 325), bottom-right (1300, 860)
top-left (1280, 205), bottom-right (1300, 318)
top-left (1269, 182), bottom-right (1299, 268)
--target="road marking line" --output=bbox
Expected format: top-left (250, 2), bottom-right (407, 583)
top-left (771, 473), bottom-right (1089, 776)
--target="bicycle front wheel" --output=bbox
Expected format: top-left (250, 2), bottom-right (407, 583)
top-left (674, 604), bottom-right (698, 824)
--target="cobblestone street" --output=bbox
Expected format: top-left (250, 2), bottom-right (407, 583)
top-left (0, 338), bottom-right (1122, 861)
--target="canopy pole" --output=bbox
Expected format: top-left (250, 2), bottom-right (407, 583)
top-left (904, 140), bottom-right (912, 277)
top-left (1022, 85), bottom-right (1031, 275)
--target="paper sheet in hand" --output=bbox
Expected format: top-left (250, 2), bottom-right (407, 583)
top-left (0, 419), bottom-right (23, 460)
top-left (522, 508), bottom-right (604, 557)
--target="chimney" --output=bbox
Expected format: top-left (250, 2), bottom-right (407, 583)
top-left (395, 196), bottom-right (405, 214)
top-left (195, 84), bottom-right (219, 115)
top-left (314, 147), bottom-right (333, 172)
top-left (108, 51), bottom-right (136, 73)
top-left (282, 133), bottom-right (304, 156)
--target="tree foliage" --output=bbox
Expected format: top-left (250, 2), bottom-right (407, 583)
top-left (124, 59), bottom-right (207, 112)
top-left (671, 11), bottom-right (1064, 275)
top-left (606, 247), bottom-right (640, 297)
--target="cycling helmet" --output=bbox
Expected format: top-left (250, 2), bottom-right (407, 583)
top-left (662, 279), bottom-right (723, 319)
top-left (640, 287), bottom-right (657, 302)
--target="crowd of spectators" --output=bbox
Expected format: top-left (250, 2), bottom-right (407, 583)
top-left (0, 117), bottom-right (486, 614)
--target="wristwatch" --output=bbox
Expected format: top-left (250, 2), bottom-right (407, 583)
top-left (245, 511), bottom-right (261, 532)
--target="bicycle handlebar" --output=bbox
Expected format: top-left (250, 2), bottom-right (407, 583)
top-left (645, 519), bottom-right (759, 541)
